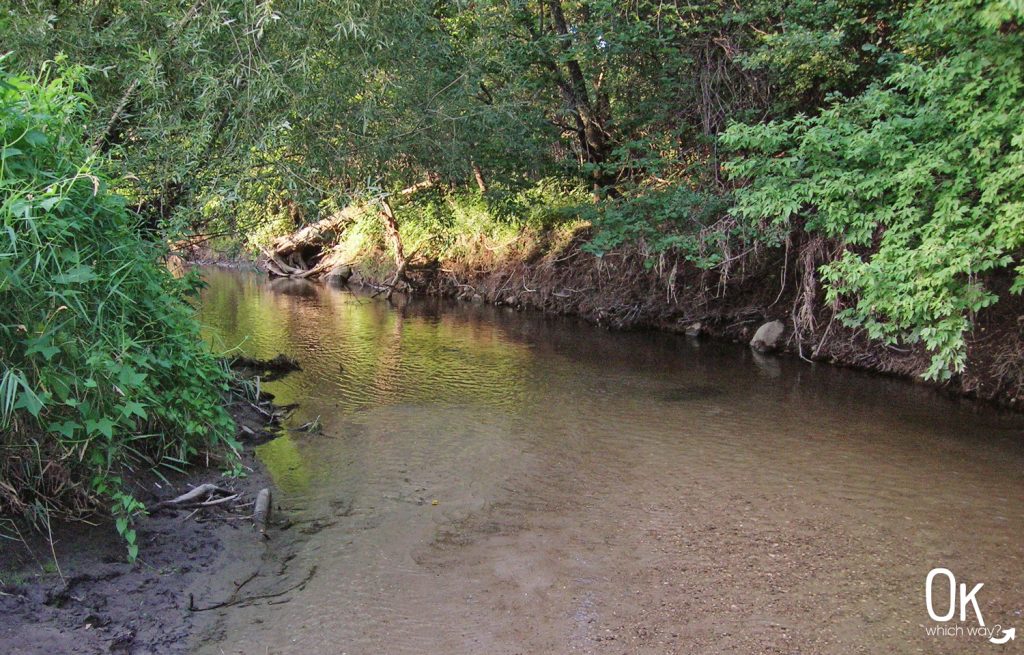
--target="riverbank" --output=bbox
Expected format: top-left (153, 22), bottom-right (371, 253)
top-left (258, 221), bottom-right (1024, 411)
top-left (0, 380), bottom-right (292, 654)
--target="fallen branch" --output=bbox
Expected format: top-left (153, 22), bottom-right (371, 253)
top-left (155, 484), bottom-right (231, 509)
top-left (188, 566), bottom-right (317, 612)
top-left (200, 493), bottom-right (242, 507)
top-left (289, 416), bottom-right (322, 433)
top-left (248, 401), bottom-right (274, 420)
top-left (397, 175), bottom-right (438, 196)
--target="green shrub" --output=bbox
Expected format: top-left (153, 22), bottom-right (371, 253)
top-left (582, 185), bottom-right (733, 265)
top-left (387, 180), bottom-right (589, 262)
top-left (0, 63), bottom-right (236, 558)
top-left (722, 0), bottom-right (1024, 379)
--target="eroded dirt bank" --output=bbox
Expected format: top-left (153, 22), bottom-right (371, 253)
top-left (261, 225), bottom-right (1024, 410)
top-left (0, 387), bottom-right (296, 654)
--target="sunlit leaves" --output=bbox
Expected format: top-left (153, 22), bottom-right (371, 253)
top-left (724, 0), bottom-right (1024, 378)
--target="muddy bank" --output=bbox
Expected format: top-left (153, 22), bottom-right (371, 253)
top-left (0, 375), bottom-right (296, 655)
top-left (426, 246), bottom-right (1024, 410)
top-left (256, 225), bottom-right (1024, 410)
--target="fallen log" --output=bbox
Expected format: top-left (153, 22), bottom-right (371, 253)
top-left (397, 174), bottom-right (438, 197)
top-left (264, 206), bottom-right (359, 261)
top-left (262, 184), bottom-right (434, 281)
top-left (264, 256), bottom-right (291, 277)
top-left (253, 488), bottom-right (272, 535)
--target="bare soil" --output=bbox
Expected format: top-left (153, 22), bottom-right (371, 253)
top-left (0, 400), bottom-right (293, 655)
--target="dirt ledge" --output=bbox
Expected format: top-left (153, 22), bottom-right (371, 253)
top-left (322, 232), bottom-right (1024, 411)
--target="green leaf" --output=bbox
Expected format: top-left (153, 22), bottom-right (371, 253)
top-left (23, 129), bottom-right (48, 146)
top-left (48, 420), bottom-right (81, 438)
top-left (85, 417), bottom-right (115, 439)
top-left (39, 196), bottom-right (62, 211)
top-left (53, 265), bottom-right (97, 285)
top-left (122, 401), bottom-right (148, 420)
top-left (14, 390), bottom-right (44, 417)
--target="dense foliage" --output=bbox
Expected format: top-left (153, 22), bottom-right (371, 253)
top-left (0, 64), bottom-right (236, 556)
top-left (724, 1), bottom-right (1024, 377)
top-left (1, 0), bottom-right (1021, 390)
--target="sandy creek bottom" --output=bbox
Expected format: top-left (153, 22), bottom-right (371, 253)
top-left (194, 268), bottom-right (1024, 654)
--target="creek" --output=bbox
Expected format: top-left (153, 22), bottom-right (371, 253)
top-left (195, 267), bottom-right (1024, 654)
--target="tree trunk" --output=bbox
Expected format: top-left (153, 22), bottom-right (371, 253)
top-left (472, 161), bottom-right (488, 192)
top-left (379, 198), bottom-right (406, 268)
top-left (543, 0), bottom-right (614, 189)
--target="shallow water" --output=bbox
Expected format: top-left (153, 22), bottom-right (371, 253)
top-left (195, 268), bottom-right (1024, 654)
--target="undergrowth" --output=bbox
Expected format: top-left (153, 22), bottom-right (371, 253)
top-left (0, 63), bottom-right (237, 559)
top-left (367, 180), bottom-right (590, 266)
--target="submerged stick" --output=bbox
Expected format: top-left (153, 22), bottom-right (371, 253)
top-left (188, 566), bottom-right (317, 612)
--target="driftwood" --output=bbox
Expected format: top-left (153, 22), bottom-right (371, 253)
top-left (230, 353), bottom-right (301, 382)
top-left (156, 484), bottom-right (231, 509)
top-left (265, 206), bottom-right (358, 261)
top-left (261, 178), bottom-right (439, 281)
top-left (253, 488), bottom-right (271, 535)
top-left (200, 493), bottom-right (242, 507)
top-left (289, 416), bottom-right (322, 433)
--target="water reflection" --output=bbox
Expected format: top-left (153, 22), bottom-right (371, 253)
top-left (199, 268), bottom-right (534, 419)
top-left (195, 267), bottom-right (1024, 655)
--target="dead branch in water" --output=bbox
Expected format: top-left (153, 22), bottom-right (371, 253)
top-left (253, 488), bottom-right (271, 536)
top-left (187, 565), bottom-right (317, 612)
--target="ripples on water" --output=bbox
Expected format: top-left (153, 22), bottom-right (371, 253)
top-left (195, 268), bottom-right (1024, 654)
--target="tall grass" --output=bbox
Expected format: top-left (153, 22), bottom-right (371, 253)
top-left (0, 63), bottom-right (236, 559)
top-left (322, 180), bottom-right (591, 268)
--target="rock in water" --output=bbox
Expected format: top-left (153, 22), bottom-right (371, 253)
top-left (750, 320), bottom-right (785, 353)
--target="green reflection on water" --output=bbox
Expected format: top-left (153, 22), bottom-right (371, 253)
top-left (196, 267), bottom-right (534, 491)
top-left (254, 434), bottom-right (310, 495)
